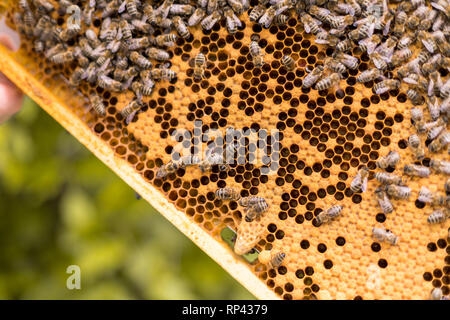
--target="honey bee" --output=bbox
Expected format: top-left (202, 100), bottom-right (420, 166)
top-left (69, 67), bottom-right (84, 87)
top-left (358, 34), bottom-right (381, 54)
top-left (350, 166), bottom-right (369, 193)
top-left (315, 73), bottom-right (342, 91)
top-left (336, 39), bottom-right (353, 52)
top-left (199, 152), bottom-right (229, 172)
top-left (249, 2), bottom-right (267, 22)
top-left (113, 66), bottom-right (138, 82)
top-left (82, 63), bottom-right (99, 84)
top-left (215, 187), bottom-right (241, 201)
top-left (49, 49), bottom-right (76, 64)
top-left (224, 7), bottom-right (242, 34)
top-left (300, 12), bottom-right (323, 35)
top-left (445, 178), bottom-right (450, 195)
top-left (121, 99), bottom-right (143, 123)
top-left (154, 0), bottom-right (173, 19)
top-left (129, 51), bottom-right (152, 69)
top-left (281, 55), bottom-right (295, 71)
top-left (372, 227), bottom-right (398, 245)
top-left (315, 205), bottom-right (342, 224)
top-left (302, 65), bottom-right (324, 89)
top-left (126, 37), bottom-right (151, 51)
top-left (193, 52), bottom-right (206, 80)
top-left (408, 134), bottom-right (425, 160)
top-left (407, 89), bottom-right (425, 106)
top-left (427, 209), bottom-right (449, 224)
top-left (433, 31), bottom-right (450, 56)
top-left (376, 150), bottom-right (400, 169)
top-left (422, 54), bottom-right (442, 76)
top-left (238, 196), bottom-right (266, 208)
top-left (34, 0), bottom-right (54, 13)
top-left (169, 4), bottom-right (194, 15)
top-left (156, 159), bottom-right (183, 179)
top-left (99, 18), bottom-right (119, 42)
top-left (151, 68), bottom-right (177, 82)
top-left (334, 52), bottom-right (358, 70)
top-left (244, 201), bottom-right (269, 221)
top-left (309, 5), bottom-right (331, 22)
top-left (274, 14), bottom-right (288, 26)
top-left (89, 93), bottom-right (106, 117)
top-left (430, 288), bottom-right (444, 300)
top-left (397, 33), bottom-right (416, 50)
top-left (188, 8), bottom-right (206, 27)
top-left (417, 30), bottom-right (438, 54)
top-left (154, 34), bottom-right (177, 47)
top-left (373, 79), bottom-right (400, 95)
top-left (442, 79), bottom-right (450, 99)
top-left (179, 154), bottom-right (201, 167)
top-left (118, 20), bottom-right (132, 41)
top-left (418, 186), bottom-right (448, 206)
top-left (85, 29), bottom-right (101, 47)
top-left (259, 6), bottom-right (276, 28)
top-left (356, 68), bottom-right (383, 83)
top-left (324, 57), bottom-right (347, 74)
top-left (430, 159), bottom-right (450, 175)
top-left (374, 172), bottom-right (406, 186)
top-left (426, 119), bottom-right (446, 141)
top-left (369, 52), bottom-right (388, 70)
top-left (428, 73), bottom-right (442, 100)
top-left (146, 47), bottom-right (170, 61)
top-left (201, 10), bottom-right (221, 30)
top-left (173, 16), bottom-right (191, 39)
top-left (375, 187), bottom-right (394, 214)
top-left (349, 15), bottom-right (376, 40)
top-left (206, 0), bottom-right (218, 14)
top-left (34, 15), bottom-right (53, 38)
top-left (152, 16), bottom-right (173, 29)
top-left (97, 74), bottom-right (123, 92)
top-left (385, 184), bottom-right (411, 199)
top-left (250, 40), bottom-right (265, 68)
top-left (403, 164), bottom-right (431, 178)
top-left (429, 131), bottom-right (450, 153)
top-left (262, 251), bottom-right (286, 269)
top-left (390, 48), bottom-right (412, 67)
top-left (239, 196), bottom-right (269, 221)
top-left (329, 14), bottom-right (353, 29)
top-left (315, 30), bottom-right (340, 46)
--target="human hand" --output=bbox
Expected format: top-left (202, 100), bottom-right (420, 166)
top-left (0, 34), bottom-right (23, 123)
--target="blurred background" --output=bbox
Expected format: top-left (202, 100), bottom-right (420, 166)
top-left (0, 97), bottom-right (254, 299)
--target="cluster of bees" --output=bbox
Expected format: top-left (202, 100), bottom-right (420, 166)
top-left (215, 187), bottom-right (269, 222)
top-left (156, 151), bottom-right (230, 178)
top-left (14, 0), bottom-right (194, 123)
top-left (215, 187), bottom-right (279, 267)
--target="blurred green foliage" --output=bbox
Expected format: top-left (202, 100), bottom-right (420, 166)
top-left (0, 98), bottom-right (254, 300)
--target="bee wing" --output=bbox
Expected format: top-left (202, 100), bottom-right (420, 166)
top-left (118, 0), bottom-right (127, 13)
top-left (233, 14), bottom-right (242, 27)
top-left (421, 39), bottom-right (435, 53)
top-left (403, 77), bottom-right (418, 85)
top-left (303, 22), bottom-right (312, 33)
top-left (383, 19), bottom-right (392, 36)
top-left (431, 2), bottom-right (447, 14)
top-left (125, 109), bottom-right (139, 125)
top-left (375, 86), bottom-right (390, 95)
top-left (361, 177), bottom-right (368, 193)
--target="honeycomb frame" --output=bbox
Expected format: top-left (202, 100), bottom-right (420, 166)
top-left (0, 1), bottom-right (449, 300)
top-left (0, 43), bottom-right (279, 300)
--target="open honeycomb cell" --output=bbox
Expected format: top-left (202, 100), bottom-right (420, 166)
top-left (0, 0), bottom-right (449, 300)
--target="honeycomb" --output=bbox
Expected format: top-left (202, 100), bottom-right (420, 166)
top-left (0, 0), bottom-right (449, 300)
